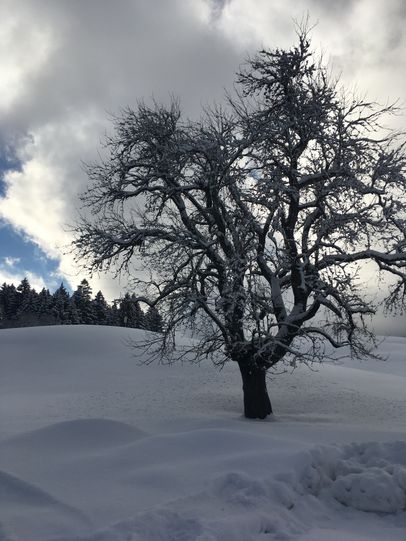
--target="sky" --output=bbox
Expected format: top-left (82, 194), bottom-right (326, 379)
top-left (0, 0), bottom-right (405, 333)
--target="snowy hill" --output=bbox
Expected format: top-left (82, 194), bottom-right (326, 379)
top-left (1, 325), bottom-right (405, 540)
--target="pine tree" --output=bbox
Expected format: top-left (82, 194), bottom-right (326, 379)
top-left (67, 299), bottom-right (81, 324)
top-left (119, 293), bottom-right (144, 328)
top-left (38, 288), bottom-right (57, 325)
top-left (145, 306), bottom-right (163, 333)
top-left (0, 276), bottom-right (149, 330)
top-left (16, 278), bottom-right (40, 325)
top-left (92, 290), bottom-right (109, 325)
top-left (52, 283), bottom-right (73, 324)
top-left (16, 277), bottom-right (31, 306)
top-left (0, 297), bottom-right (4, 325)
top-left (72, 279), bottom-right (95, 324)
top-left (38, 287), bottom-right (52, 313)
top-left (107, 300), bottom-right (120, 326)
top-left (0, 283), bottom-right (19, 325)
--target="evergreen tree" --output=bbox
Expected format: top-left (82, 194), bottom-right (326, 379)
top-left (38, 287), bottom-right (52, 314)
top-left (0, 276), bottom-right (149, 330)
top-left (52, 283), bottom-right (73, 324)
top-left (92, 290), bottom-right (109, 325)
top-left (119, 293), bottom-right (144, 328)
top-left (0, 283), bottom-right (19, 324)
top-left (67, 298), bottom-right (81, 324)
top-left (16, 278), bottom-right (40, 324)
top-left (145, 306), bottom-right (163, 333)
top-left (37, 287), bottom-right (57, 325)
top-left (72, 279), bottom-right (95, 324)
top-left (107, 299), bottom-right (120, 326)
top-left (16, 277), bottom-right (31, 305)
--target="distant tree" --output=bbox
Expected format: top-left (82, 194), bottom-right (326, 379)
top-left (16, 277), bottom-right (31, 305)
top-left (68, 302), bottom-right (81, 324)
top-left (0, 283), bottom-right (19, 326)
top-left (72, 279), bottom-right (95, 324)
top-left (73, 28), bottom-right (406, 419)
top-left (37, 287), bottom-right (57, 325)
top-left (145, 305), bottom-right (163, 333)
top-left (15, 278), bottom-right (41, 326)
top-left (119, 293), bottom-right (144, 328)
top-left (52, 283), bottom-right (74, 324)
top-left (92, 290), bottom-right (110, 325)
top-left (107, 299), bottom-right (120, 326)
top-left (0, 278), bottom-right (123, 329)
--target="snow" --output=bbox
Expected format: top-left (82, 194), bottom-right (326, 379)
top-left (0, 325), bottom-right (405, 540)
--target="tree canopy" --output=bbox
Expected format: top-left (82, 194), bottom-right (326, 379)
top-left (73, 30), bottom-right (406, 418)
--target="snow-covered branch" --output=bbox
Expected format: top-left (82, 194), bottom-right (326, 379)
top-left (73, 28), bottom-right (406, 419)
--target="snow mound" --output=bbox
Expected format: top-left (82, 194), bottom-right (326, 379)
top-left (2, 418), bottom-right (144, 452)
top-left (210, 471), bottom-right (269, 507)
top-left (0, 469), bottom-right (91, 540)
top-left (0, 469), bottom-right (65, 507)
top-left (301, 441), bottom-right (406, 514)
top-left (77, 510), bottom-right (204, 541)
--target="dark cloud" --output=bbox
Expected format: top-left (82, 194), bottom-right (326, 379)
top-left (1, 0), bottom-right (240, 137)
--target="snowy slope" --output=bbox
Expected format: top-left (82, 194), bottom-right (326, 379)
top-left (0, 325), bottom-right (405, 540)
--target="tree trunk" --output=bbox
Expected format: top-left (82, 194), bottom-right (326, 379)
top-left (239, 363), bottom-right (272, 419)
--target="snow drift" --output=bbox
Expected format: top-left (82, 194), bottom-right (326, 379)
top-left (1, 325), bottom-right (405, 540)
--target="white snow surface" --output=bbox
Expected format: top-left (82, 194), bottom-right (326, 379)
top-left (0, 325), bottom-right (406, 541)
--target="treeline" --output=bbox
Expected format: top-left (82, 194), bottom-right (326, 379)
top-left (0, 278), bottom-right (163, 332)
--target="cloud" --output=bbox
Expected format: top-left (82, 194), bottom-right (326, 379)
top-left (0, 0), bottom-right (404, 308)
top-left (0, 265), bottom-right (47, 292)
top-left (3, 256), bottom-right (20, 267)
top-left (0, 0), bottom-right (241, 299)
top-left (218, 0), bottom-right (405, 121)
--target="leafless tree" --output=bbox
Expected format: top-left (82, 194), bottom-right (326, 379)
top-left (73, 30), bottom-right (406, 418)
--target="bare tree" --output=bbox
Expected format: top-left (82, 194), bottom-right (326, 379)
top-left (73, 30), bottom-right (406, 419)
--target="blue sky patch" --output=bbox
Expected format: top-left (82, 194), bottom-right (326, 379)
top-left (0, 143), bottom-right (22, 197)
top-left (0, 222), bottom-right (68, 292)
top-left (0, 150), bottom-right (70, 293)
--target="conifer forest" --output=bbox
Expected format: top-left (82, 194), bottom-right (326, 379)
top-left (0, 278), bottom-right (163, 332)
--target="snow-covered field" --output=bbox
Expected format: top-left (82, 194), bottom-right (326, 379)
top-left (1, 326), bottom-right (405, 541)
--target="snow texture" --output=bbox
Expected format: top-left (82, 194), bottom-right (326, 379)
top-left (301, 442), bottom-right (406, 513)
top-left (1, 325), bottom-right (406, 540)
